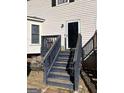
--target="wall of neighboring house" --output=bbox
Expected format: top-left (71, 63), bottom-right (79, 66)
top-left (27, 0), bottom-right (96, 49)
top-left (27, 20), bottom-right (43, 54)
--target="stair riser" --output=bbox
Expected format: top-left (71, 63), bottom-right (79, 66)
top-left (56, 58), bottom-right (73, 61)
top-left (59, 51), bottom-right (70, 53)
top-left (51, 68), bottom-right (74, 73)
top-left (57, 57), bottom-right (74, 61)
top-left (56, 59), bottom-right (68, 62)
top-left (58, 54), bottom-right (70, 57)
top-left (58, 56), bottom-right (70, 58)
top-left (57, 57), bottom-right (69, 59)
top-left (54, 63), bottom-right (67, 67)
top-left (56, 59), bottom-right (69, 62)
top-left (55, 61), bottom-right (68, 64)
top-left (51, 68), bottom-right (67, 73)
top-left (47, 81), bottom-right (73, 89)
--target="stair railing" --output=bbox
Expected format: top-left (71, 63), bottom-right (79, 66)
top-left (41, 35), bottom-right (59, 56)
top-left (42, 35), bottom-right (61, 84)
top-left (73, 34), bottom-right (82, 90)
top-left (83, 31), bottom-right (97, 60)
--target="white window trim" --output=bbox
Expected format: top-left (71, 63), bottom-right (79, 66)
top-left (56, 0), bottom-right (69, 6)
top-left (30, 24), bottom-right (41, 46)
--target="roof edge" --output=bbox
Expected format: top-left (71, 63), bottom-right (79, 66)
top-left (27, 16), bottom-right (45, 22)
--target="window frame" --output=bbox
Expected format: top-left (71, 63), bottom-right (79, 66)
top-left (52, 0), bottom-right (75, 7)
top-left (57, 0), bottom-right (69, 5)
top-left (31, 24), bottom-right (40, 44)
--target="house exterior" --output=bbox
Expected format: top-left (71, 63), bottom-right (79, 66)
top-left (27, 0), bottom-right (96, 54)
top-left (27, 16), bottom-right (45, 54)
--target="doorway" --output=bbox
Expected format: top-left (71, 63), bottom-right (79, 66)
top-left (66, 20), bottom-right (80, 49)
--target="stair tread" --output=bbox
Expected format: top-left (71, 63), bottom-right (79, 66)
top-left (48, 78), bottom-right (73, 84)
top-left (47, 81), bottom-right (73, 89)
top-left (56, 58), bottom-right (70, 61)
top-left (58, 56), bottom-right (69, 59)
top-left (55, 62), bottom-right (67, 64)
top-left (51, 67), bottom-right (67, 73)
top-left (48, 74), bottom-right (70, 80)
top-left (52, 66), bottom-right (66, 69)
top-left (60, 50), bottom-right (70, 52)
top-left (52, 66), bottom-right (73, 70)
top-left (55, 61), bottom-right (68, 63)
top-left (52, 66), bottom-right (66, 70)
top-left (59, 54), bottom-right (70, 56)
top-left (59, 53), bottom-right (70, 55)
top-left (55, 61), bottom-right (73, 65)
top-left (50, 71), bottom-right (69, 76)
top-left (54, 62), bottom-right (67, 67)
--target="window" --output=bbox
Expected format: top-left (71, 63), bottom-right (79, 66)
top-left (52, 0), bottom-right (74, 7)
top-left (31, 24), bottom-right (39, 44)
top-left (58, 0), bottom-right (68, 4)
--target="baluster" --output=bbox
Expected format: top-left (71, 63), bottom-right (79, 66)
top-left (42, 35), bottom-right (61, 85)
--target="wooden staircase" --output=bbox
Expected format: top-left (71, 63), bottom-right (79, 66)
top-left (47, 50), bottom-right (74, 89)
top-left (41, 34), bottom-right (82, 91)
top-left (40, 32), bottom-right (97, 91)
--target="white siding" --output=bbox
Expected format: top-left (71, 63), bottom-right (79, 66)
top-left (27, 20), bottom-right (43, 54)
top-left (27, 0), bottom-right (96, 49)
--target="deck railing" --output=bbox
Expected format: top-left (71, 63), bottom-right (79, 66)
top-left (83, 32), bottom-right (97, 60)
top-left (42, 35), bottom-right (61, 84)
top-left (41, 35), bottom-right (59, 56)
top-left (73, 34), bottom-right (82, 90)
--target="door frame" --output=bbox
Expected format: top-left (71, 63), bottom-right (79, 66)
top-left (65, 19), bottom-right (81, 49)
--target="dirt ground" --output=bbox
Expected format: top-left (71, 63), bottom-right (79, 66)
top-left (27, 71), bottom-right (90, 93)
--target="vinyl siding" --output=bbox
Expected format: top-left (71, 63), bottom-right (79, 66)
top-left (27, 0), bottom-right (96, 49)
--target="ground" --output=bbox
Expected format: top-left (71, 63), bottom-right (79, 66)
top-left (27, 71), bottom-right (90, 93)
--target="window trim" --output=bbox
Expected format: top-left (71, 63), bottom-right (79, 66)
top-left (52, 0), bottom-right (74, 7)
top-left (31, 24), bottom-right (40, 44)
top-left (57, 0), bottom-right (69, 5)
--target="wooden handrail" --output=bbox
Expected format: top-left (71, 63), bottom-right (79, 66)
top-left (42, 35), bottom-right (61, 84)
top-left (83, 31), bottom-right (97, 59)
top-left (41, 35), bottom-right (60, 56)
top-left (83, 31), bottom-right (97, 49)
top-left (43, 36), bottom-right (60, 62)
top-left (73, 34), bottom-right (82, 90)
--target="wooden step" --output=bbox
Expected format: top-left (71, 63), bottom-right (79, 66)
top-left (49, 68), bottom-right (70, 80)
top-left (48, 78), bottom-right (72, 84)
top-left (54, 62), bottom-right (67, 67)
top-left (51, 67), bottom-right (67, 73)
top-left (55, 61), bottom-right (68, 64)
top-left (48, 73), bottom-right (70, 80)
top-left (47, 80), bottom-right (73, 90)
top-left (49, 71), bottom-right (70, 80)
top-left (59, 53), bottom-right (70, 57)
top-left (50, 71), bottom-right (69, 76)
top-left (52, 66), bottom-right (66, 69)
top-left (60, 50), bottom-right (70, 53)
top-left (57, 57), bottom-right (69, 61)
